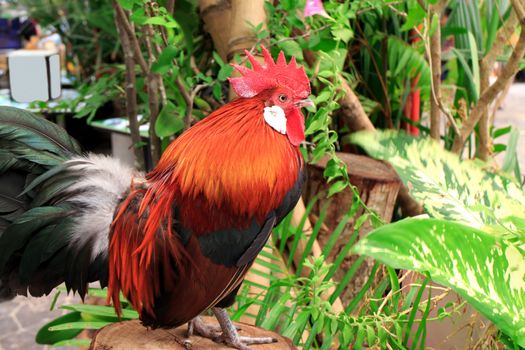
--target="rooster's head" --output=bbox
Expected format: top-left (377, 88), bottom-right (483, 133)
top-left (229, 46), bottom-right (313, 146)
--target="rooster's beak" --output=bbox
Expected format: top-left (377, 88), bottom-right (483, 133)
top-left (296, 98), bottom-right (314, 108)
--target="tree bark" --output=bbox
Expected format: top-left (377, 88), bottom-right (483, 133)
top-left (478, 11), bottom-right (518, 160)
top-left (429, 13), bottom-right (442, 140)
top-left (113, 0), bottom-right (145, 170)
top-left (142, 16), bottom-right (162, 165)
top-left (338, 79), bottom-right (376, 132)
top-left (166, 0), bottom-right (175, 14)
top-left (452, 0), bottom-right (525, 154)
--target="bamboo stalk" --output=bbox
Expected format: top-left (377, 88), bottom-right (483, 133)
top-left (199, 0), bottom-right (232, 61)
top-left (112, 0), bottom-right (145, 170)
top-left (227, 0), bottom-right (268, 60)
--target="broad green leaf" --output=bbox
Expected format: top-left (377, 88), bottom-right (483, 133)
top-left (48, 321), bottom-right (111, 331)
top-left (155, 101), bottom-right (185, 138)
top-left (118, 0), bottom-right (134, 10)
top-left (151, 45), bottom-right (178, 74)
top-left (62, 303), bottom-right (138, 319)
top-left (467, 32), bottom-right (480, 101)
top-left (501, 127), bottom-right (522, 182)
top-left (353, 218), bottom-right (525, 346)
top-left (218, 64), bottom-right (234, 82)
top-left (331, 27), bottom-right (353, 43)
top-left (351, 131), bottom-right (525, 238)
top-left (400, 0), bottom-right (426, 32)
top-left (35, 312), bottom-right (82, 345)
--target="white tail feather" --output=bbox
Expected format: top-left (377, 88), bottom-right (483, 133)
top-left (64, 154), bottom-right (141, 260)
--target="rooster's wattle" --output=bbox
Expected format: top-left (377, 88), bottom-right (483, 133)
top-left (0, 46), bottom-right (312, 349)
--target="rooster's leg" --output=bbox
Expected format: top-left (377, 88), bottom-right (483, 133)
top-left (212, 307), bottom-right (277, 350)
top-left (187, 316), bottom-right (222, 338)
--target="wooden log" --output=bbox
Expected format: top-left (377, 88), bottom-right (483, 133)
top-left (90, 317), bottom-right (296, 350)
top-left (304, 152), bottom-right (401, 304)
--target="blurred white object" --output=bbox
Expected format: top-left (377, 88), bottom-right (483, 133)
top-left (7, 49), bottom-right (60, 102)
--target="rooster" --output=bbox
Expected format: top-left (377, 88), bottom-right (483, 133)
top-left (0, 46), bottom-right (312, 349)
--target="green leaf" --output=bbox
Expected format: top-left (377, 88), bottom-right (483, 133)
top-left (35, 312), bottom-right (82, 345)
top-left (331, 27), bottom-right (353, 43)
top-left (467, 32), bottom-right (481, 100)
top-left (52, 339), bottom-right (92, 347)
top-left (493, 125), bottom-right (512, 139)
top-left (48, 321), bottom-right (111, 331)
top-left (501, 127), bottom-right (522, 182)
top-left (278, 41), bottom-right (303, 60)
top-left (401, 0), bottom-right (426, 32)
top-left (118, 0), bottom-right (134, 11)
top-left (351, 130), bottom-right (525, 238)
top-left (144, 16), bottom-right (167, 26)
top-left (218, 64), bottom-right (234, 81)
top-left (62, 304), bottom-right (138, 320)
top-left (155, 101), bottom-right (185, 138)
top-left (353, 218), bottom-right (525, 346)
top-left (328, 180), bottom-right (347, 197)
top-left (152, 46), bottom-right (178, 74)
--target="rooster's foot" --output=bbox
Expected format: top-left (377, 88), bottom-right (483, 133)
top-left (187, 316), bottom-right (221, 338)
top-left (212, 307), bottom-right (277, 350)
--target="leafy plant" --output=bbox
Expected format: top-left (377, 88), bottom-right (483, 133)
top-left (36, 287), bottom-right (138, 347)
top-left (351, 130), bottom-right (525, 347)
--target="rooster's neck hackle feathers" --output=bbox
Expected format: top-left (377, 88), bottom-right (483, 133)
top-left (148, 97), bottom-right (302, 230)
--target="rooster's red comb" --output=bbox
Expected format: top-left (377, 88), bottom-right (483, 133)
top-left (228, 46), bottom-right (310, 99)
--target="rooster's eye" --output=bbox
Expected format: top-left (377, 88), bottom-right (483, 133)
top-left (278, 94), bottom-right (288, 103)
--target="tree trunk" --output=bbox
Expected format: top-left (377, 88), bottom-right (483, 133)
top-left (113, 0), bottom-right (145, 170)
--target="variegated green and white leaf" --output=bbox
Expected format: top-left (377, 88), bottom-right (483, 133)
top-left (353, 218), bottom-right (525, 346)
top-left (351, 131), bottom-right (525, 239)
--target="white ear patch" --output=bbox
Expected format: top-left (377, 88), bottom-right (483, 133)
top-left (263, 106), bottom-right (287, 134)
